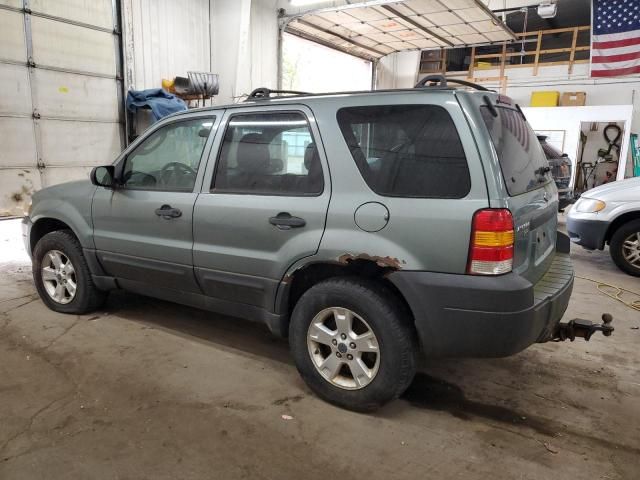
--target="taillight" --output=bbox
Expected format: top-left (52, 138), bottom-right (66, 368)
top-left (467, 209), bottom-right (514, 275)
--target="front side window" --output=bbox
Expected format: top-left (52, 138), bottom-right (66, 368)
top-left (212, 112), bottom-right (323, 196)
top-left (337, 105), bottom-right (471, 198)
top-left (122, 117), bottom-right (214, 191)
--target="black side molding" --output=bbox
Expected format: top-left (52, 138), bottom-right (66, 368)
top-left (556, 231), bottom-right (571, 254)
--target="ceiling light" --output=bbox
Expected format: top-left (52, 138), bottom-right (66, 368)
top-left (537, 2), bottom-right (557, 19)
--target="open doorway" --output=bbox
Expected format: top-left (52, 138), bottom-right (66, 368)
top-left (575, 121), bottom-right (625, 194)
top-left (281, 33), bottom-right (372, 93)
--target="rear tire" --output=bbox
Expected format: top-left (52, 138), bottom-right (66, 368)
top-left (33, 230), bottom-right (108, 313)
top-left (289, 277), bottom-right (417, 412)
top-left (609, 219), bottom-right (640, 277)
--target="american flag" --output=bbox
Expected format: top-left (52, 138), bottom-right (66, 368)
top-left (591, 0), bottom-right (640, 77)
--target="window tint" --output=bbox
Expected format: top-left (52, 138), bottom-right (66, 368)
top-left (480, 106), bottom-right (550, 196)
top-left (336, 105), bottom-right (470, 198)
top-left (539, 139), bottom-right (563, 159)
top-left (122, 118), bottom-right (213, 191)
top-left (212, 112), bottom-right (323, 195)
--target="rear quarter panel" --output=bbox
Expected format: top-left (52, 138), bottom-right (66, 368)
top-left (291, 92), bottom-right (489, 274)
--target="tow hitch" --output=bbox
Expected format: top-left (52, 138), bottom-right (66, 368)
top-left (554, 314), bottom-right (614, 342)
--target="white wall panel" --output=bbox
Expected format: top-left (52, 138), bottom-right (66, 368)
top-left (0, 117), bottom-right (37, 168)
top-left (31, 16), bottom-right (116, 75)
top-left (41, 166), bottom-right (93, 187)
top-left (0, 0), bottom-right (22, 8)
top-left (0, 64), bottom-right (32, 115)
top-left (30, 0), bottom-right (114, 30)
top-left (375, 50), bottom-right (420, 89)
top-left (209, 0), bottom-right (279, 104)
top-left (39, 120), bottom-right (121, 166)
top-left (0, 169), bottom-right (41, 217)
top-left (0, 0), bottom-right (123, 216)
top-left (33, 69), bottom-right (119, 121)
top-left (130, 0), bottom-right (211, 89)
top-left (0, 9), bottom-right (26, 62)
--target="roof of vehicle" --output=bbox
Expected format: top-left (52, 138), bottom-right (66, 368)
top-left (171, 76), bottom-right (499, 115)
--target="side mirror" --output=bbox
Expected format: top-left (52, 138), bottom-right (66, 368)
top-left (90, 165), bottom-right (116, 188)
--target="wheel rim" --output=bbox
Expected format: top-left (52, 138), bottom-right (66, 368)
top-left (622, 231), bottom-right (640, 268)
top-left (41, 250), bottom-right (77, 304)
top-left (306, 307), bottom-right (380, 390)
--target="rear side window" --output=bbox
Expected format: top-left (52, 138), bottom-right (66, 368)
top-left (212, 112), bottom-right (323, 196)
top-left (480, 106), bottom-right (550, 196)
top-left (336, 105), bottom-right (471, 198)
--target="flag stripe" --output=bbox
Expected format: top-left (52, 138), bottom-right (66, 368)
top-left (591, 65), bottom-right (640, 77)
top-left (592, 44), bottom-right (640, 56)
top-left (592, 50), bottom-right (640, 63)
top-left (593, 36), bottom-right (640, 49)
top-left (591, 56), bottom-right (640, 69)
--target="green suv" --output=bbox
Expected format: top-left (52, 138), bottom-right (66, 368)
top-left (24, 78), bottom-right (597, 411)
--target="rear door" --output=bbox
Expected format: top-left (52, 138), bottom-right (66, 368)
top-left (477, 99), bottom-right (558, 283)
top-left (192, 105), bottom-right (330, 312)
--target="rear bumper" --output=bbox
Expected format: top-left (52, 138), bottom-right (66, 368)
top-left (388, 233), bottom-right (574, 358)
top-left (566, 217), bottom-right (609, 250)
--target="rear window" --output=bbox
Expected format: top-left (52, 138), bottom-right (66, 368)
top-left (481, 106), bottom-right (551, 196)
top-left (538, 138), bottom-right (564, 159)
top-left (337, 105), bottom-right (470, 198)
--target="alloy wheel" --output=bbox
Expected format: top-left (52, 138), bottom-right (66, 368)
top-left (41, 250), bottom-right (77, 304)
top-left (622, 232), bottom-right (640, 268)
top-left (306, 307), bottom-right (380, 390)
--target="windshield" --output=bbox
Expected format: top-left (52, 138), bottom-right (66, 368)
top-left (480, 105), bottom-right (551, 196)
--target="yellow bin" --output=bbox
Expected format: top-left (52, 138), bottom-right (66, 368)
top-left (530, 91), bottom-right (560, 107)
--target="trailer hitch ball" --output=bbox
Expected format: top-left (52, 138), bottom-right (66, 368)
top-left (555, 313), bottom-right (614, 342)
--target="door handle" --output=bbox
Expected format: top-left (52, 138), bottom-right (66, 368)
top-left (155, 204), bottom-right (182, 219)
top-left (269, 212), bottom-right (306, 230)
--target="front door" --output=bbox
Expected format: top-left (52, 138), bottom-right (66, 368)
top-left (92, 114), bottom-right (218, 292)
top-left (192, 107), bottom-right (330, 311)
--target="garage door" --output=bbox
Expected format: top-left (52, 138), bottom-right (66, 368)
top-left (0, 0), bottom-right (124, 217)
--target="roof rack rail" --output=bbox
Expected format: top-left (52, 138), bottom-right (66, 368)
top-left (414, 75), bottom-right (491, 92)
top-left (246, 88), bottom-right (311, 100)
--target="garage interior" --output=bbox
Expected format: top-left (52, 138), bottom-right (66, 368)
top-left (1, 0), bottom-right (640, 478)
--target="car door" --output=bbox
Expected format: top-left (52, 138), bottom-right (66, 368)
top-left (192, 106), bottom-right (330, 312)
top-left (92, 113), bottom-right (220, 292)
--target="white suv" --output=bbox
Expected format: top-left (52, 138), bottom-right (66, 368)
top-left (567, 177), bottom-right (640, 276)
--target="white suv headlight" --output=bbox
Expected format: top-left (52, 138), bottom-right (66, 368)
top-left (574, 197), bottom-right (606, 213)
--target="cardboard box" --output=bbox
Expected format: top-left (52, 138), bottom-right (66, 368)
top-left (560, 92), bottom-right (587, 106)
top-left (530, 91), bottom-right (560, 107)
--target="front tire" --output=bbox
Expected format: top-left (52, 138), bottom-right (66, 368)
top-left (33, 230), bottom-right (108, 313)
top-left (289, 277), bottom-right (417, 412)
top-left (609, 219), bottom-right (640, 277)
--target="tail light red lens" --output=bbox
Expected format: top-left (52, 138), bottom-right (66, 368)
top-left (467, 209), bottom-right (514, 275)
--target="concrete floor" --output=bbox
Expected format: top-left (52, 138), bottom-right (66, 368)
top-left (1, 217), bottom-right (639, 480)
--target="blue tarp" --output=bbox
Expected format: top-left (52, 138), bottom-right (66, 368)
top-left (126, 88), bottom-right (187, 121)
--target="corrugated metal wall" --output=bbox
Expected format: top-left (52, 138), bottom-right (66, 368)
top-left (125, 0), bottom-right (211, 90)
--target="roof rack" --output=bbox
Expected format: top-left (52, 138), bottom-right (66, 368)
top-left (245, 88), bottom-right (312, 100)
top-left (414, 75), bottom-right (491, 92)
